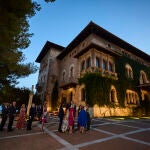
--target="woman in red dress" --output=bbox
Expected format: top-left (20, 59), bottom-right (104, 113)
top-left (68, 104), bottom-right (75, 134)
top-left (16, 104), bottom-right (26, 129)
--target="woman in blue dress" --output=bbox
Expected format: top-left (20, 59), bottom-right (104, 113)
top-left (78, 106), bottom-right (87, 133)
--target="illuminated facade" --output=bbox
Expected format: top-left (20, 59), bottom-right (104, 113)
top-left (36, 21), bottom-right (150, 116)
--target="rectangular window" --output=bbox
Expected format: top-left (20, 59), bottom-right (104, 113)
top-left (96, 57), bottom-right (100, 68)
top-left (86, 57), bottom-right (91, 68)
top-left (102, 59), bottom-right (107, 70)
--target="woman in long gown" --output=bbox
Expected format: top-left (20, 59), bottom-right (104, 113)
top-left (68, 104), bottom-right (75, 134)
top-left (78, 106), bottom-right (87, 133)
top-left (16, 104), bottom-right (26, 129)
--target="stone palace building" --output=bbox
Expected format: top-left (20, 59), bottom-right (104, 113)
top-left (35, 21), bottom-right (150, 117)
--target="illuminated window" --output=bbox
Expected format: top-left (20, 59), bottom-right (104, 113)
top-left (125, 64), bottom-right (133, 78)
top-left (140, 71), bottom-right (148, 84)
top-left (126, 90), bottom-right (139, 105)
top-left (110, 85), bottom-right (118, 103)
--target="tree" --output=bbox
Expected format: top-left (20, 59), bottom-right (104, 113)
top-left (33, 93), bottom-right (42, 105)
top-left (0, 86), bottom-right (30, 106)
top-left (0, 0), bottom-right (40, 88)
top-left (0, 0), bottom-right (55, 100)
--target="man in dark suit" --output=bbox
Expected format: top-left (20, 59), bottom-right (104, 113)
top-left (26, 103), bottom-right (36, 130)
top-left (58, 103), bottom-right (64, 132)
top-left (7, 101), bottom-right (17, 132)
top-left (0, 103), bottom-right (9, 131)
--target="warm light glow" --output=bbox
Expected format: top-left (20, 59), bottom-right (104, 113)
top-left (130, 117), bottom-right (139, 119)
top-left (68, 88), bottom-right (73, 92)
top-left (47, 106), bottom-right (51, 112)
top-left (93, 104), bottom-right (132, 117)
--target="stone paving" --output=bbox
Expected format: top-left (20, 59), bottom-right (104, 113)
top-left (0, 116), bottom-right (150, 150)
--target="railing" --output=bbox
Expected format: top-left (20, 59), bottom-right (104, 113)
top-left (59, 77), bottom-right (78, 87)
top-left (80, 67), bottom-right (118, 80)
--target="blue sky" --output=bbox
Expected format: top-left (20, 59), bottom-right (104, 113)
top-left (17, 0), bottom-right (150, 90)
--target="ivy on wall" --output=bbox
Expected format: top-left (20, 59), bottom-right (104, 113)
top-left (79, 72), bottom-right (118, 107)
top-left (78, 55), bottom-right (150, 108)
top-left (116, 56), bottom-right (150, 104)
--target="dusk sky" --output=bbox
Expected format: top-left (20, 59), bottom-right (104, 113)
top-left (17, 0), bottom-right (150, 90)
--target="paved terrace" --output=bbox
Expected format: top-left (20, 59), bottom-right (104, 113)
top-left (0, 116), bottom-right (150, 150)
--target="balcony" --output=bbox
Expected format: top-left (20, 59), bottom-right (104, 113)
top-left (137, 82), bottom-right (150, 91)
top-left (80, 67), bottom-right (118, 80)
top-left (59, 77), bottom-right (78, 90)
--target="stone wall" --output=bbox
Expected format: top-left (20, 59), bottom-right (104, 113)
top-left (93, 105), bottom-right (133, 117)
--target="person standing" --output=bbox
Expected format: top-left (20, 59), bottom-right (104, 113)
top-left (77, 105), bottom-right (82, 130)
top-left (61, 106), bottom-right (69, 132)
top-left (68, 104), bottom-right (75, 134)
top-left (36, 105), bottom-right (43, 122)
top-left (7, 101), bottom-right (17, 132)
top-left (61, 115), bottom-right (69, 132)
top-left (43, 102), bottom-right (48, 122)
top-left (86, 104), bottom-right (92, 131)
top-left (78, 106), bottom-right (87, 133)
top-left (0, 103), bottom-right (9, 131)
top-left (16, 104), bottom-right (26, 129)
top-left (58, 104), bottom-right (64, 132)
top-left (26, 103), bottom-right (36, 130)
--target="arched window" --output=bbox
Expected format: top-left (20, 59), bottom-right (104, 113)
top-left (69, 65), bottom-right (74, 77)
top-left (110, 89), bottom-right (115, 102)
top-left (95, 57), bottom-right (100, 68)
top-left (86, 57), bottom-right (91, 68)
top-left (81, 60), bottom-right (85, 71)
top-left (81, 88), bottom-right (85, 101)
top-left (129, 69), bottom-right (133, 78)
top-left (126, 90), bottom-right (139, 105)
top-left (140, 71), bottom-right (148, 84)
top-left (142, 74), bottom-right (145, 83)
top-left (125, 64), bottom-right (133, 78)
top-left (110, 85), bottom-right (118, 103)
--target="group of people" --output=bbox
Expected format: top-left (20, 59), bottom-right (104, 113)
top-left (0, 101), bottom-right (17, 132)
top-left (58, 102), bottom-right (92, 134)
top-left (0, 100), bottom-right (92, 134)
top-left (0, 101), bottom-right (48, 132)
